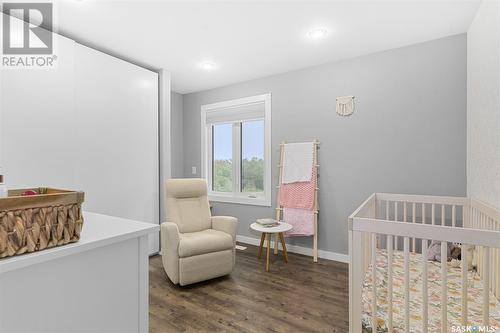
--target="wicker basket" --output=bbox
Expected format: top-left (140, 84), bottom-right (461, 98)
top-left (0, 188), bottom-right (85, 259)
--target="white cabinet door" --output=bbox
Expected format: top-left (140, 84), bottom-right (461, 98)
top-left (1, 34), bottom-right (77, 190)
top-left (75, 44), bottom-right (160, 253)
top-left (1, 35), bottom-right (160, 254)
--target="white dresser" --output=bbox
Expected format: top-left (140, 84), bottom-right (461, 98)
top-left (0, 212), bottom-right (159, 333)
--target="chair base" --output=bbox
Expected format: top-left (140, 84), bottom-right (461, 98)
top-left (177, 249), bottom-right (234, 286)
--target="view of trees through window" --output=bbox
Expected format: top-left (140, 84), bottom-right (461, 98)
top-left (213, 123), bottom-right (232, 192)
top-left (212, 120), bottom-right (264, 193)
top-left (241, 120), bottom-right (264, 192)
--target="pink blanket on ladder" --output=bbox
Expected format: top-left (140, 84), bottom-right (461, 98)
top-left (278, 167), bottom-right (316, 210)
top-left (283, 208), bottom-right (314, 236)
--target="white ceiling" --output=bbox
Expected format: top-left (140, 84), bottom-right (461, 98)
top-left (52, 0), bottom-right (480, 94)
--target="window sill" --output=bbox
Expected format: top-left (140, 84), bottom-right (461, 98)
top-left (208, 193), bottom-right (271, 207)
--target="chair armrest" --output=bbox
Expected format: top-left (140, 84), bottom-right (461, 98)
top-left (160, 222), bottom-right (181, 284)
top-left (160, 222), bottom-right (180, 254)
top-left (211, 216), bottom-right (238, 242)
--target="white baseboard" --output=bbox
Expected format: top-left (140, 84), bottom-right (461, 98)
top-left (236, 235), bottom-right (349, 263)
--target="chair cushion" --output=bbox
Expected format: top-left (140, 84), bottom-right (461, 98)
top-left (178, 229), bottom-right (233, 258)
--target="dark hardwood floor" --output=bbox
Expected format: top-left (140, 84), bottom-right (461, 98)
top-left (149, 243), bottom-right (349, 333)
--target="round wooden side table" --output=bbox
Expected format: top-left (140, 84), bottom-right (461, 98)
top-left (250, 222), bottom-right (292, 271)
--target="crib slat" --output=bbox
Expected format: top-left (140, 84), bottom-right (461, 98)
top-left (488, 219), bottom-right (493, 296)
top-left (493, 246), bottom-right (496, 298)
top-left (464, 204), bottom-right (469, 228)
top-left (441, 204), bottom-right (445, 225)
top-left (495, 247), bottom-right (499, 302)
top-left (469, 205), bottom-right (472, 228)
top-left (422, 204), bottom-right (426, 225)
top-left (385, 201), bottom-right (391, 251)
top-left (403, 201), bottom-right (407, 222)
top-left (468, 205), bottom-right (472, 228)
top-left (367, 233), bottom-right (371, 272)
top-left (462, 244), bottom-right (468, 326)
top-left (473, 206), bottom-right (476, 228)
top-left (386, 200), bottom-right (389, 220)
top-left (441, 241), bottom-right (447, 332)
top-left (483, 246), bottom-right (490, 326)
top-left (432, 203), bottom-right (435, 225)
top-left (422, 239), bottom-right (428, 333)
top-left (377, 201), bottom-right (382, 248)
top-left (404, 237), bottom-right (410, 333)
top-left (493, 248), bottom-right (500, 299)
top-left (387, 235), bottom-right (393, 333)
top-left (473, 206), bottom-right (476, 229)
top-left (412, 203), bottom-right (416, 253)
top-left (372, 233), bottom-right (377, 333)
top-left (481, 212), bottom-right (489, 275)
top-left (363, 232), bottom-right (367, 294)
top-left (395, 202), bottom-right (399, 250)
top-left (351, 231), bottom-right (363, 333)
top-left (476, 210), bottom-right (480, 277)
top-left (496, 247), bottom-right (500, 300)
top-left (452, 205), bottom-right (456, 227)
top-left (479, 214), bottom-right (483, 275)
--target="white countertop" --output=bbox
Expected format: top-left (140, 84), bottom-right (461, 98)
top-left (0, 212), bottom-right (159, 274)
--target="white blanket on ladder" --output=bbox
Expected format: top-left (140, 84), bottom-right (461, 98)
top-left (282, 142), bottom-right (314, 184)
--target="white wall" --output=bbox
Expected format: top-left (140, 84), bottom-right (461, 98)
top-left (1, 26), bottom-right (163, 253)
top-left (467, 0), bottom-right (500, 209)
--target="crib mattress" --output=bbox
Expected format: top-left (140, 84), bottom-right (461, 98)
top-left (362, 249), bottom-right (500, 333)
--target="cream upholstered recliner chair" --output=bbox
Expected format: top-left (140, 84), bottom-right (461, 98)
top-left (161, 178), bottom-right (238, 286)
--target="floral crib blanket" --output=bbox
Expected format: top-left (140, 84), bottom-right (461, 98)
top-left (362, 249), bottom-right (500, 333)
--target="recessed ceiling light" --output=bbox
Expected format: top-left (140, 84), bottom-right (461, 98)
top-left (199, 61), bottom-right (217, 71)
top-left (308, 28), bottom-right (328, 40)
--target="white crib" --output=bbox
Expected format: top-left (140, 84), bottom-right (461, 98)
top-left (349, 193), bottom-right (500, 333)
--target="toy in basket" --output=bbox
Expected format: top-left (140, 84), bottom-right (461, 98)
top-left (0, 188), bottom-right (85, 259)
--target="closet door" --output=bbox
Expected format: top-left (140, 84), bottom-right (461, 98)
top-left (75, 44), bottom-right (159, 253)
top-left (1, 34), bottom-right (160, 254)
top-left (0, 33), bottom-right (77, 189)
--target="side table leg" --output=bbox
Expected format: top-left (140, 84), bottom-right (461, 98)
top-left (274, 233), bottom-right (279, 255)
top-left (258, 233), bottom-right (265, 259)
top-left (266, 233), bottom-right (271, 271)
top-left (279, 232), bottom-right (289, 263)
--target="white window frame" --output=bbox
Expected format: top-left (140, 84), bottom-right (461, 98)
top-left (201, 94), bottom-right (272, 206)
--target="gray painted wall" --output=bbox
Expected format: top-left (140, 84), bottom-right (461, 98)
top-left (182, 34), bottom-right (467, 255)
top-left (171, 92), bottom-right (184, 178)
top-left (467, 1), bottom-right (500, 209)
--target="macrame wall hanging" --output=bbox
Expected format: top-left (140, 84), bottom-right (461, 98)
top-left (336, 95), bottom-right (355, 116)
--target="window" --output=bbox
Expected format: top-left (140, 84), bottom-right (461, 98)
top-left (212, 123), bottom-right (233, 192)
top-left (201, 94), bottom-right (271, 206)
